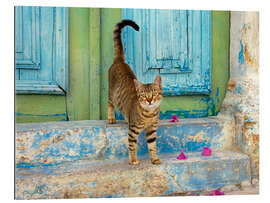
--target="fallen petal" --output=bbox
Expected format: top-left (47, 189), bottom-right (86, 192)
top-left (170, 115), bottom-right (179, 122)
top-left (207, 189), bottom-right (224, 196)
top-left (177, 149), bottom-right (187, 160)
top-left (202, 147), bottom-right (212, 156)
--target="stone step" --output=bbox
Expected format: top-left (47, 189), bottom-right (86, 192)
top-left (15, 151), bottom-right (251, 199)
top-left (16, 112), bottom-right (235, 166)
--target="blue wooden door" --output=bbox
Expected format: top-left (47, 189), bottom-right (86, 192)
top-left (122, 9), bottom-right (211, 95)
top-left (15, 6), bottom-right (68, 95)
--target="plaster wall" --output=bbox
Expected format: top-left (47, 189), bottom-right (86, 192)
top-left (222, 11), bottom-right (259, 178)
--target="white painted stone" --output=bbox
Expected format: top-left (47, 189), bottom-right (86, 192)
top-left (251, 178), bottom-right (259, 186)
top-left (220, 184), bottom-right (239, 192)
top-left (241, 180), bottom-right (252, 188)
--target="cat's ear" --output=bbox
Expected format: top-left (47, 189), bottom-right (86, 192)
top-left (154, 75), bottom-right (162, 89)
top-left (134, 79), bottom-right (142, 91)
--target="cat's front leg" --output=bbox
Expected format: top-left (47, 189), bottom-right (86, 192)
top-left (145, 126), bottom-right (161, 165)
top-left (128, 124), bottom-right (143, 165)
top-left (108, 101), bottom-right (116, 124)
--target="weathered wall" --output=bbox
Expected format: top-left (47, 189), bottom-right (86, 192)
top-left (16, 116), bottom-right (252, 199)
top-left (100, 8), bottom-right (122, 120)
top-left (15, 95), bottom-right (67, 122)
top-left (15, 114), bottom-right (236, 165)
top-left (67, 8), bottom-right (91, 121)
top-left (221, 11), bottom-right (259, 178)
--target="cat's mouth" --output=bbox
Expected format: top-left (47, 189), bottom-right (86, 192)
top-left (147, 102), bottom-right (155, 107)
top-left (140, 102), bottom-right (159, 110)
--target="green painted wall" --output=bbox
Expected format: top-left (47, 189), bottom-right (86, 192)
top-left (66, 8), bottom-right (90, 121)
top-left (15, 8), bottom-right (230, 123)
top-left (100, 8), bottom-right (122, 120)
top-left (89, 8), bottom-right (101, 120)
top-left (15, 95), bottom-right (67, 122)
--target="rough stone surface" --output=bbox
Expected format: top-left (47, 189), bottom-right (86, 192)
top-left (15, 151), bottom-right (251, 200)
top-left (169, 182), bottom-right (259, 196)
top-left (16, 114), bottom-right (235, 166)
top-left (251, 178), bottom-right (259, 187)
top-left (221, 11), bottom-right (259, 178)
top-left (220, 184), bottom-right (240, 193)
top-left (15, 112), bottom-right (255, 199)
top-left (240, 180), bottom-right (252, 188)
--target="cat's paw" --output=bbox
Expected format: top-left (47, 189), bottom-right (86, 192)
top-left (151, 158), bottom-right (162, 165)
top-left (129, 160), bottom-right (140, 165)
top-left (108, 118), bottom-right (116, 124)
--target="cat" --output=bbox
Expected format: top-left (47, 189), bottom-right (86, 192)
top-left (108, 19), bottom-right (163, 165)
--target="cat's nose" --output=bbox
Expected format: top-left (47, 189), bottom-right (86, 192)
top-left (146, 97), bottom-right (152, 104)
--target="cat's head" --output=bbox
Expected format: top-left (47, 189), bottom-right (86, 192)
top-left (134, 75), bottom-right (162, 111)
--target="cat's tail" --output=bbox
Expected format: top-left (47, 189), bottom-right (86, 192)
top-left (113, 19), bottom-right (139, 62)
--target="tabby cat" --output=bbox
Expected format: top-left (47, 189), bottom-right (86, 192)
top-left (108, 19), bottom-right (163, 165)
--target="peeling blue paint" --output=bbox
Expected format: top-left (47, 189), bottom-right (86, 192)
top-left (234, 84), bottom-right (242, 95)
top-left (15, 118), bottom-right (252, 199)
top-left (16, 112), bottom-right (68, 121)
top-left (16, 161), bottom-right (63, 168)
top-left (114, 111), bottom-right (125, 120)
top-left (113, 91), bottom-right (221, 121)
top-left (16, 112), bottom-right (67, 117)
top-left (16, 118), bottom-right (233, 167)
top-left (88, 182), bottom-right (97, 188)
top-left (114, 109), bottom-right (210, 121)
top-left (238, 40), bottom-right (245, 64)
top-left (216, 88), bottom-right (220, 104)
top-left (122, 9), bottom-right (212, 96)
top-left (160, 109), bottom-right (209, 119)
top-left (16, 151), bottom-right (251, 199)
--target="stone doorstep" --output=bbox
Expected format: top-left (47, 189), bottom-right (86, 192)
top-left (16, 112), bottom-right (236, 165)
top-left (15, 151), bottom-right (251, 199)
top-left (16, 113), bottom-right (234, 132)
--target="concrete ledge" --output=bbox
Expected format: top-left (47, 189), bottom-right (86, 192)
top-left (15, 151), bottom-right (250, 199)
top-left (16, 112), bottom-right (235, 165)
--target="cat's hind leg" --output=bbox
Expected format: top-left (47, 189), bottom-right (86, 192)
top-left (108, 101), bottom-right (116, 124)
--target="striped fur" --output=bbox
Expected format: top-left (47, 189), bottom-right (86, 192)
top-left (108, 20), bottom-right (163, 165)
top-left (113, 19), bottom-right (139, 61)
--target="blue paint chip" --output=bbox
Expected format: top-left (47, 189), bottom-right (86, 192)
top-left (238, 40), bottom-right (245, 64)
top-left (234, 84), bottom-right (242, 95)
top-left (88, 182), bottom-right (98, 188)
top-left (114, 111), bottom-right (125, 120)
top-left (216, 88), bottom-right (220, 104)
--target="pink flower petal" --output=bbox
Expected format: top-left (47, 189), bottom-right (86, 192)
top-left (177, 149), bottom-right (187, 160)
top-left (170, 115), bottom-right (179, 122)
top-left (207, 189), bottom-right (224, 196)
top-left (202, 147), bottom-right (212, 156)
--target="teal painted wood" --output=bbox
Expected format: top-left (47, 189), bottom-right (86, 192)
top-left (55, 7), bottom-right (69, 92)
top-left (149, 9), bottom-right (189, 73)
top-left (15, 6), bottom-right (68, 94)
top-left (15, 7), bottom-right (41, 69)
top-left (15, 81), bottom-right (64, 95)
top-left (122, 9), bottom-right (212, 96)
